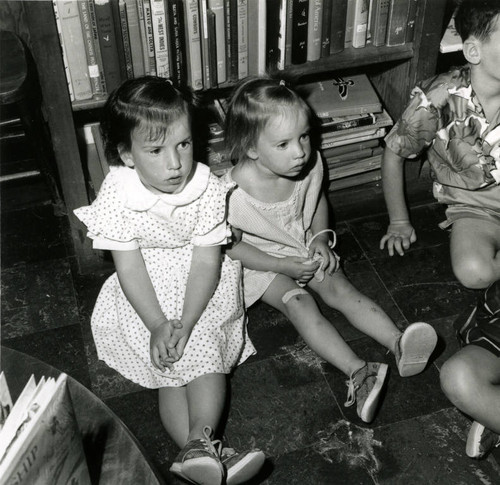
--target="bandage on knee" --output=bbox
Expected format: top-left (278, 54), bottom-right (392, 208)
top-left (282, 288), bottom-right (309, 304)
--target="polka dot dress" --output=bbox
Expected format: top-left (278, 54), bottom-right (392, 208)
top-left (75, 163), bottom-right (256, 388)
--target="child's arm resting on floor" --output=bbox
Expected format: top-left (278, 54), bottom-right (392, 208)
top-left (166, 245), bottom-right (222, 359)
top-left (227, 228), bottom-right (319, 284)
top-left (379, 147), bottom-right (417, 256)
top-left (112, 249), bottom-right (182, 372)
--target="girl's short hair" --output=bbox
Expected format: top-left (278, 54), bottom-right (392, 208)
top-left (100, 76), bottom-right (196, 166)
top-left (454, 0), bottom-right (500, 42)
top-left (224, 76), bottom-right (312, 163)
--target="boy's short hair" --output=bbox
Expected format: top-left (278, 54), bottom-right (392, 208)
top-left (454, 0), bottom-right (500, 42)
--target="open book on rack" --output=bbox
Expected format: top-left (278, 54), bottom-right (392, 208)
top-left (0, 371), bottom-right (91, 485)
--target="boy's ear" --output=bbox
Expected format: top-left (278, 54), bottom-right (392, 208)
top-left (118, 144), bottom-right (135, 168)
top-left (462, 37), bottom-right (481, 65)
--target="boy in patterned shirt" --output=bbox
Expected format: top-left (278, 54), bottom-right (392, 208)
top-left (379, 0), bottom-right (500, 459)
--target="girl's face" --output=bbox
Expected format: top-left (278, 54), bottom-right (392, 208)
top-left (248, 109), bottom-right (311, 178)
top-left (120, 114), bottom-right (194, 195)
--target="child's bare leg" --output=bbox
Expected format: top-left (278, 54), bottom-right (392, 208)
top-left (451, 218), bottom-right (500, 290)
top-left (308, 270), bottom-right (401, 353)
top-left (261, 274), bottom-right (365, 376)
top-left (440, 345), bottom-right (500, 434)
top-left (159, 373), bottom-right (227, 447)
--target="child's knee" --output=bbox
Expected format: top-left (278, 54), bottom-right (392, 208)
top-left (452, 255), bottom-right (495, 289)
top-left (440, 356), bottom-right (474, 403)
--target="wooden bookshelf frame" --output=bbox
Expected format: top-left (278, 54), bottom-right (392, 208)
top-left (14, 0), bottom-right (447, 272)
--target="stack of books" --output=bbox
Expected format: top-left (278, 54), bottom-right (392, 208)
top-left (0, 371), bottom-right (91, 484)
top-left (52, 0), bottom-right (418, 103)
top-left (299, 73), bottom-right (392, 191)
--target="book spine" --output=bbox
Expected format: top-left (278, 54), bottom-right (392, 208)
top-left (94, 0), bottom-right (124, 93)
top-left (78, 0), bottom-right (104, 97)
top-left (207, 7), bottom-right (218, 84)
top-left (320, 127), bottom-right (386, 148)
top-left (142, 0), bottom-right (158, 75)
top-left (405, 0), bottom-right (417, 43)
top-left (208, 0), bottom-right (227, 84)
top-left (320, 113), bottom-right (375, 132)
top-left (329, 0), bottom-right (347, 54)
top-left (124, 0), bottom-right (146, 77)
top-left (327, 167), bottom-right (381, 190)
top-left (306, 0), bottom-right (322, 61)
top-left (285, 0), bottom-right (294, 66)
top-left (183, 0), bottom-right (204, 89)
top-left (228, 0), bottom-right (239, 81)
top-left (248, 0), bottom-right (267, 75)
top-left (150, 0), bottom-right (170, 78)
top-left (110, 0), bottom-right (129, 81)
top-left (55, 0), bottom-right (93, 101)
top-left (344, 0), bottom-right (354, 48)
top-left (168, 0), bottom-right (187, 87)
top-left (118, 0), bottom-right (134, 78)
top-left (328, 153), bottom-right (382, 180)
top-left (136, 0), bottom-right (152, 74)
top-left (88, 0), bottom-right (108, 93)
top-left (325, 146), bottom-right (382, 166)
top-left (265, 0), bottom-right (281, 71)
top-left (385, 0), bottom-right (409, 46)
top-left (370, 0), bottom-right (389, 47)
top-left (352, 0), bottom-right (369, 48)
top-left (52, 0), bottom-right (75, 101)
top-left (320, 0), bottom-right (332, 57)
top-left (321, 138), bottom-right (379, 157)
top-left (199, 0), bottom-right (212, 88)
top-left (277, 0), bottom-right (287, 70)
top-left (291, 0), bottom-right (309, 65)
top-left (236, 0), bottom-right (248, 79)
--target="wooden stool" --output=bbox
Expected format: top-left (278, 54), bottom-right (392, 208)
top-left (0, 30), bottom-right (65, 213)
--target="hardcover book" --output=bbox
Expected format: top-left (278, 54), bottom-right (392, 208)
top-left (208, 0), bottom-right (226, 84)
top-left (385, 0), bottom-right (409, 47)
top-left (285, 0), bottom-right (294, 66)
top-left (248, 0), bottom-right (267, 75)
top-left (291, 0), bottom-right (309, 64)
top-left (183, 0), bottom-right (204, 89)
top-left (266, 0), bottom-right (281, 71)
top-left (344, 0), bottom-right (354, 48)
top-left (236, 0), bottom-right (248, 79)
top-left (142, 0), bottom-right (158, 75)
top-left (199, 0), bottom-right (213, 88)
top-left (405, 0), bottom-right (417, 43)
top-left (110, 0), bottom-right (129, 81)
top-left (300, 74), bottom-right (383, 119)
top-left (351, 0), bottom-right (369, 48)
top-left (168, 0), bottom-right (187, 87)
top-left (369, 0), bottom-right (390, 47)
top-left (320, 0), bottom-right (332, 57)
top-left (124, 0), bottom-right (146, 77)
top-left (306, 0), bottom-right (322, 62)
top-left (136, 0), bottom-right (153, 74)
top-left (94, 0), bottom-right (125, 92)
top-left (277, 0), bottom-right (287, 70)
top-left (118, 0), bottom-right (134, 79)
top-left (227, 0), bottom-right (239, 81)
top-left (329, 0), bottom-right (347, 54)
top-left (150, 0), bottom-right (170, 78)
top-left (77, 0), bottom-right (105, 97)
top-left (54, 0), bottom-right (93, 101)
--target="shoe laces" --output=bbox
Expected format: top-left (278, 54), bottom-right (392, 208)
top-left (344, 365), bottom-right (365, 407)
top-left (201, 425), bottom-right (222, 457)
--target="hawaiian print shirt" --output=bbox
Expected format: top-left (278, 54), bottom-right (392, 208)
top-left (385, 65), bottom-right (500, 214)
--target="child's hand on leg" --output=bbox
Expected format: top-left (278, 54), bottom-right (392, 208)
top-left (278, 256), bottom-right (320, 284)
top-left (308, 239), bottom-right (340, 276)
top-left (380, 220), bottom-right (417, 256)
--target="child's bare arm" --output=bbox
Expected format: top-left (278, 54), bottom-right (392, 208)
top-left (227, 234), bottom-right (319, 284)
top-left (112, 249), bottom-right (181, 371)
top-left (167, 245), bottom-right (222, 358)
top-left (380, 147), bottom-right (417, 256)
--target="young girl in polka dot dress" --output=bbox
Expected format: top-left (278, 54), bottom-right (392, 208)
top-left (74, 77), bottom-right (264, 485)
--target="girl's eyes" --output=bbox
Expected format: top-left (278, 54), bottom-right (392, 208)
top-left (301, 133), bottom-right (310, 141)
top-left (149, 148), bottom-right (161, 155)
top-left (179, 140), bottom-right (192, 150)
top-left (277, 142), bottom-right (288, 149)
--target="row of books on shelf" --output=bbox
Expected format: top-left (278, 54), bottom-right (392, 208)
top-left (79, 73), bottom-right (392, 194)
top-left (0, 372), bottom-right (91, 484)
top-left (53, 0), bottom-right (418, 103)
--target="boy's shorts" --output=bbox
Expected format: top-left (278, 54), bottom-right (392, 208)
top-left (439, 205), bottom-right (500, 230)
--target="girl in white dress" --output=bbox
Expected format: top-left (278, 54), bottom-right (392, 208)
top-left (75, 77), bottom-right (263, 485)
top-left (223, 76), bottom-right (438, 424)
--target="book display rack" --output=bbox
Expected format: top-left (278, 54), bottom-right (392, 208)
top-left (2, 0), bottom-right (449, 272)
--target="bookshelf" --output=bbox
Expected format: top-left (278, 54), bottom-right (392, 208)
top-left (3, 0), bottom-right (449, 272)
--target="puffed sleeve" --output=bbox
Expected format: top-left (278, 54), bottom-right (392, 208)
top-left (74, 171), bottom-right (140, 249)
top-left (191, 173), bottom-right (233, 246)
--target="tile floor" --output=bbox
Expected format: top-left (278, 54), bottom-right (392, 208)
top-left (2, 165), bottom-right (500, 484)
